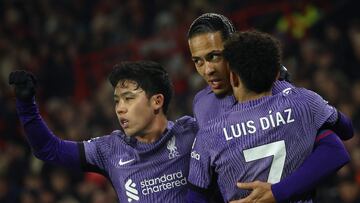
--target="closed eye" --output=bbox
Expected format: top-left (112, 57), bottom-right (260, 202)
top-left (124, 97), bottom-right (134, 101)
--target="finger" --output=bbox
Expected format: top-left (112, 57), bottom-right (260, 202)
top-left (237, 182), bottom-right (255, 190)
top-left (233, 196), bottom-right (252, 203)
top-left (229, 198), bottom-right (247, 203)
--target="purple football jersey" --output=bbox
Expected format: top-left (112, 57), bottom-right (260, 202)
top-left (189, 87), bottom-right (337, 202)
top-left (193, 81), bottom-right (294, 126)
top-left (83, 116), bottom-right (197, 203)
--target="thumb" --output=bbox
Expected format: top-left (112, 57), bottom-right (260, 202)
top-left (237, 182), bottom-right (255, 190)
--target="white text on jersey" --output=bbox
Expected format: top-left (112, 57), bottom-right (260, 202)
top-left (224, 108), bottom-right (295, 141)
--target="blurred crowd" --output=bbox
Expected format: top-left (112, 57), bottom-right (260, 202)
top-left (0, 0), bottom-right (359, 202)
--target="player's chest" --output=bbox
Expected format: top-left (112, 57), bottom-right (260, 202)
top-left (108, 149), bottom-right (190, 202)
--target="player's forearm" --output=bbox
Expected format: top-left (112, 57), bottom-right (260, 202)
top-left (271, 132), bottom-right (350, 202)
top-left (16, 97), bottom-right (81, 169)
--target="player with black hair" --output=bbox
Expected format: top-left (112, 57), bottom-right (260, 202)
top-left (224, 31), bottom-right (282, 94)
top-left (186, 13), bottom-right (353, 203)
top-left (108, 61), bottom-right (173, 114)
top-left (9, 61), bottom-right (198, 202)
top-left (188, 30), bottom-right (350, 203)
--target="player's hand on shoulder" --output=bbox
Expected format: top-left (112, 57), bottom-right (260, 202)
top-left (229, 181), bottom-right (275, 203)
top-left (8, 70), bottom-right (37, 101)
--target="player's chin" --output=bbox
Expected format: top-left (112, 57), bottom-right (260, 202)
top-left (123, 128), bottom-right (134, 137)
top-left (212, 87), bottom-right (231, 98)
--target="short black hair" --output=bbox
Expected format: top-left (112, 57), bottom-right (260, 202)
top-left (223, 31), bottom-right (281, 93)
top-left (108, 61), bottom-right (173, 114)
top-left (187, 13), bottom-right (236, 40)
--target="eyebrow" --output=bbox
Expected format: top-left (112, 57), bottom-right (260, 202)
top-left (192, 50), bottom-right (223, 59)
top-left (114, 91), bottom-right (135, 99)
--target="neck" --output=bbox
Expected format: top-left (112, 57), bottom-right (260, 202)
top-left (235, 88), bottom-right (272, 103)
top-left (135, 114), bottom-right (168, 144)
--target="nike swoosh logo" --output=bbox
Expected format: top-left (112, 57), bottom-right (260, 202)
top-left (119, 159), bottom-right (135, 166)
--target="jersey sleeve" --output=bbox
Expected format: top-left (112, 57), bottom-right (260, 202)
top-left (176, 115), bottom-right (199, 135)
top-left (272, 131), bottom-right (349, 202)
top-left (82, 136), bottom-right (109, 173)
top-left (320, 111), bottom-right (354, 141)
top-left (188, 129), bottom-right (213, 191)
top-left (272, 81), bottom-right (294, 95)
top-left (302, 89), bottom-right (338, 130)
top-left (16, 98), bottom-right (82, 170)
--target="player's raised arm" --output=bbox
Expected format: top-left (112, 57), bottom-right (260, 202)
top-left (9, 70), bottom-right (82, 169)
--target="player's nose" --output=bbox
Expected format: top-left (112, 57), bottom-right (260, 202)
top-left (204, 61), bottom-right (216, 76)
top-left (116, 102), bottom-right (127, 114)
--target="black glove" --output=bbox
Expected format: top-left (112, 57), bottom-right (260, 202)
top-left (279, 65), bottom-right (291, 83)
top-left (8, 70), bottom-right (37, 101)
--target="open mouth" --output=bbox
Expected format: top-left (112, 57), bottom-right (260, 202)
top-left (208, 79), bottom-right (222, 89)
top-left (120, 118), bottom-right (129, 128)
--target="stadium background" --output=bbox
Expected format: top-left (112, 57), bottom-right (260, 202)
top-left (0, 0), bottom-right (359, 202)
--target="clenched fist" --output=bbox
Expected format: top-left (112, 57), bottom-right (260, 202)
top-left (9, 70), bottom-right (37, 101)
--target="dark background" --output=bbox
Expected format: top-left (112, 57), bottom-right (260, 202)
top-left (0, 0), bottom-right (359, 202)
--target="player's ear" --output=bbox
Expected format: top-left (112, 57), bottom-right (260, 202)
top-left (151, 93), bottom-right (164, 111)
top-left (230, 71), bottom-right (239, 88)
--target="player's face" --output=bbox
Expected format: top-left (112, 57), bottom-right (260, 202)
top-left (114, 80), bottom-right (157, 137)
top-left (188, 31), bottom-right (232, 96)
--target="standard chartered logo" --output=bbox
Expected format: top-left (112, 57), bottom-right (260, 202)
top-left (124, 171), bottom-right (187, 201)
top-left (141, 171), bottom-right (187, 195)
top-left (125, 179), bottom-right (139, 202)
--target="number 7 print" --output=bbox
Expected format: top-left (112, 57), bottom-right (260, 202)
top-left (243, 140), bottom-right (286, 183)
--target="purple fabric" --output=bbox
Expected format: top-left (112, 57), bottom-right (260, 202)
top-left (16, 97), bottom-right (81, 169)
top-left (192, 86), bottom-right (235, 126)
top-left (272, 131), bottom-right (350, 202)
top-left (193, 81), bottom-right (294, 127)
top-left (329, 111), bottom-right (354, 140)
top-left (186, 188), bottom-right (209, 203)
top-left (189, 87), bottom-right (337, 202)
top-left (192, 82), bottom-right (350, 202)
top-left (83, 116), bottom-right (197, 203)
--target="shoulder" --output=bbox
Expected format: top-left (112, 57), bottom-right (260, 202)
top-left (193, 86), bottom-right (212, 106)
top-left (197, 115), bottom-right (226, 138)
top-left (174, 116), bottom-right (198, 133)
top-left (272, 80), bottom-right (295, 95)
top-left (277, 87), bottom-right (329, 112)
top-left (284, 87), bottom-right (322, 100)
top-left (276, 86), bottom-right (311, 98)
top-left (274, 80), bottom-right (295, 89)
top-left (84, 130), bottom-right (124, 148)
top-left (175, 115), bottom-right (196, 124)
